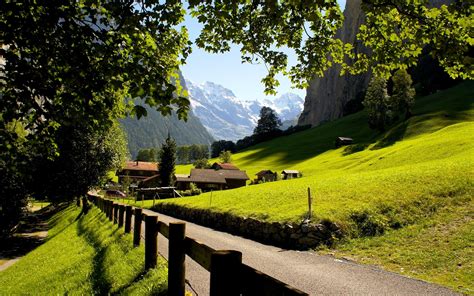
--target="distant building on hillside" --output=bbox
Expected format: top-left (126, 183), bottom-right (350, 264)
top-left (335, 137), bottom-right (353, 147)
top-left (255, 170), bottom-right (277, 183)
top-left (117, 161), bottom-right (159, 185)
top-left (281, 170), bottom-right (300, 180)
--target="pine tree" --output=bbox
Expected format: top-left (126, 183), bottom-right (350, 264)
top-left (158, 134), bottom-right (176, 187)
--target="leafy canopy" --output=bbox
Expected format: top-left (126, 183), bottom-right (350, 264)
top-left (190, 0), bottom-right (472, 94)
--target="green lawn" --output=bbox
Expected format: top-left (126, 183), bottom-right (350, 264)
top-left (160, 82), bottom-right (473, 292)
top-left (0, 205), bottom-right (168, 295)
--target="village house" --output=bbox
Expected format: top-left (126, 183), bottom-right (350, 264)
top-left (281, 170), bottom-right (300, 180)
top-left (176, 167), bottom-right (249, 191)
top-left (255, 170), bottom-right (277, 183)
top-left (116, 161), bottom-right (159, 185)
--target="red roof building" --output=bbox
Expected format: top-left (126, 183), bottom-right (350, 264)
top-left (211, 162), bottom-right (239, 170)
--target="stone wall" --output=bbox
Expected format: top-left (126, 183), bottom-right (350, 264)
top-left (153, 203), bottom-right (343, 250)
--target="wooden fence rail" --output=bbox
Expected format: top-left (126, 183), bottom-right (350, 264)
top-left (87, 194), bottom-right (308, 296)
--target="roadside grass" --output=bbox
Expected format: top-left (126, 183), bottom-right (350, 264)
top-left (0, 205), bottom-right (167, 295)
top-left (329, 202), bottom-right (474, 295)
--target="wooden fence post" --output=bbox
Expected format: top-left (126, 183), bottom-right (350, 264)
top-left (108, 200), bottom-right (113, 221)
top-left (168, 222), bottom-right (186, 296)
top-left (125, 206), bottom-right (133, 233)
top-left (133, 208), bottom-right (143, 247)
top-left (210, 250), bottom-right (242, 296)
top-left (113, 204), bottom-right (119, 224)
top-left (145, 215), bottom-right (158, 269)
top-left (118, 205), bottom-right (125, 228)
top-left (104, 200), bottom-right (108, 219)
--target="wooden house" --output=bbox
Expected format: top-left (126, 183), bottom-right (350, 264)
top-left (176, 168), bottom-right (249, 191)
top-left (281, 170), bottom-right (300, 180)
top-left (116, 161), bottom-right (159, 184)
top-left (335, 137), bottom-right (353, 148)
top-left (255, 170), bottom-right (277, 182)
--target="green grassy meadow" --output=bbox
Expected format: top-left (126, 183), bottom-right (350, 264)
top-left (0, 205), bottom-right (168, 295)
top-left (165, 82), bottom-right (473, 292)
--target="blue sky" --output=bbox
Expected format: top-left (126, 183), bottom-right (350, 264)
top-left (181, 1), bottom-right (346, 101)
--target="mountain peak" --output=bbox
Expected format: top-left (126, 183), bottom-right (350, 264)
top-left (186, 81), bottom-right (304, 141)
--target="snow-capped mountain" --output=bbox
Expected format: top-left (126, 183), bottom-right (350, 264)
top-left (186, 80), bottom-right (304, 141)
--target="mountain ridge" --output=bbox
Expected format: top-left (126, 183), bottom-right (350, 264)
top-left (186, 80), bottom-right (304, 141)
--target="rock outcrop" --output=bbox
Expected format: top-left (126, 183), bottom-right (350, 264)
top-left (298, 0), bottom-right (369, 127)
top-left (298, 0), bottom-right (454, 127)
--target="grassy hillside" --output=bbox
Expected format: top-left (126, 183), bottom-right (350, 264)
top-left (165, 81), bottom-right (473, 293)
top-left (165, 82), bottom-right (473, 223)
top-left (0, 205), bottom-right (167, 295)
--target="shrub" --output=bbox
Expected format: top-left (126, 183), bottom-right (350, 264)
top-left (350, 210), bottom-right (388, 237)
top-left (193, 158), bottom-right (210, 169)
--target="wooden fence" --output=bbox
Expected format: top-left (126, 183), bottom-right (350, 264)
top-left (89, 194), bottom-right (308, 296)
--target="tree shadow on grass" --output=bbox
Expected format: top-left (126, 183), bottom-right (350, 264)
top-left (371, 120), bottom-right (409, 150)
top-left (76, 211), bottom-right (157, 295)
top-left (76, 212), bottom-right (114, 295)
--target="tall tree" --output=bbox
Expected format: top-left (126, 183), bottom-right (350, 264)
top-left (363, 77), bottom-right (393, 131)
top-left (392, 69), bottom-right (416, 118)
top-left (158, 135), bottom-right (176, 187)
top-left (254, 107), bottom-right (282, 136)
top-left (31, 122), bottom-right (128, 203)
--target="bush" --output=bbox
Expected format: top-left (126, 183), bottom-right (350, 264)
top-left (350, 210), bottom-right (388, 237)
top-left (193, 158), bottom-right (210, 169)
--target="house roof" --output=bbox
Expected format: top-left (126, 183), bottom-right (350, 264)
top-left (282, 170), bottom-right (299, 174)
top-left (217, 169), bottom-right (250, 180)
top-left (121, 161), bottom-right (159, 172)
top-left (188, 169), bottom-right (227, 184)
top-left (337, 137), bottom-right (353, 141)
top-left (256, 170), bottom-right (274, 176)
top-left (212, 162), bottom-right (239, 170)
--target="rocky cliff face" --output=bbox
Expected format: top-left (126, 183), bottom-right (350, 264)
top-left (298, 0), bottom-right (453, 127)
top-left (298, 0), bottom-right (369, 127)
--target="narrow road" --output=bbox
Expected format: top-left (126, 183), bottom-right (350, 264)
top-left (141, 209), bottom-right (457, 296)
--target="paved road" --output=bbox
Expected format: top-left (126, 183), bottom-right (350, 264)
top-left (139, 209), bottom-right (457, 296)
